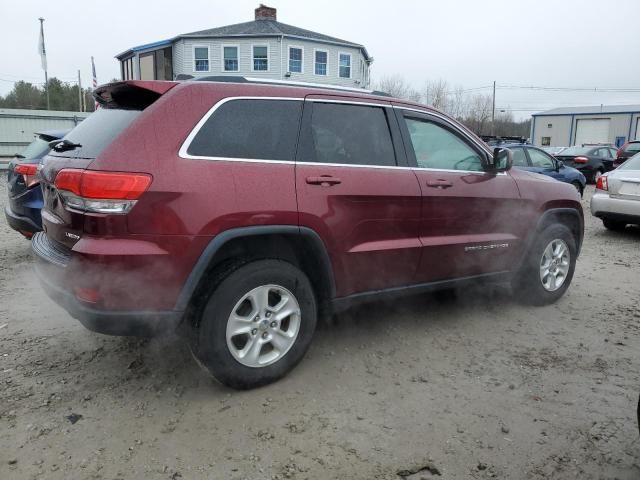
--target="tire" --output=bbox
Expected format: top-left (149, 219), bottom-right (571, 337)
top-left (591, 169), bottom-right (604, 184)
top-left (191, 259), bottom-right (317, 390)
top-left (570, 181), bottom-right (583, 197)
top-left (603, 218), bottom-right (627, 231)
top-left (512, 224), bottom-right (577, 306)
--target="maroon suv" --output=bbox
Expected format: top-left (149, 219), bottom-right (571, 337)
top-left (33, 78), bottom-right (583, 389)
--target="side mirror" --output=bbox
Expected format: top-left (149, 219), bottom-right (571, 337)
top-left (486, 147), bottom-right (513, 172)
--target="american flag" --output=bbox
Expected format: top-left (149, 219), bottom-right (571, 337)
top-left (91, 56), bottom-right (98, 110)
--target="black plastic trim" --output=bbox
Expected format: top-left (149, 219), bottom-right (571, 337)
top-left (4, 206), bottom-right (41, 236)
top-left (174, 225), bottom-right (336, 311)
top-left (331, 271), bottom-right (511, 313)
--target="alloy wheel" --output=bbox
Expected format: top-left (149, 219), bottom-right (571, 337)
top-left (539, 239), bottom-right (570, 292)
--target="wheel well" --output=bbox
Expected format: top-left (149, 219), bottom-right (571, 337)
top-left (538, 210), bottom-right (583, 251)
top-left (185, 233), bottom-right (334, 323)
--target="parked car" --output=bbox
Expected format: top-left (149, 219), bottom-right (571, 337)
top-left (481, 135), bottom-right (528, 146)
top-left (5, 130), bottom-right (68, 238)
top-left (555, 145), bottom-right (618, 183)
top-left (591, 152), bottom-right (640, 230)
top-left (507, 145), bottom-right (587, 196)
top-left (32, 78), bottom-right (584, 389)
top-left (613, 140), bottom-right (640, 168)
top-left (540, 146), bottom-right (568, 156)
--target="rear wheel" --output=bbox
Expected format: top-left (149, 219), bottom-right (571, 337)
top-left (513, 224), bottom-right (577, 306)
top-left (592, 169), bottom-right (604, 184)
top-left (603, 218), bottom-right (627, 231)
top-left (191, 259), bottom-right (317, 389)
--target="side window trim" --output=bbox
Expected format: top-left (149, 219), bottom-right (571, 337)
top-left (178, 96), bottom-right (303, 162)
top-left (395, 109), bottom-right (489, 171)
top-left (297, 100), bottom-right (402, 168)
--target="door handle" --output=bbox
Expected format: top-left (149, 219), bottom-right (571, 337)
top-left (426, 179), bottom-right (453, 189)
top-left (306, 175), bottom-right (342, 186)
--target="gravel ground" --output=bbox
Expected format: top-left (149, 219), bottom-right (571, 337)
top-left (1, 177), bottom-right (639, 479)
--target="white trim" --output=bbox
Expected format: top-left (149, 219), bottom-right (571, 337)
top-left (251, 43), bottom-right (270, 72)
top-left (192, 44), bottom-right (210, 73)
top-left (220, 44), bottom-right (240, 72)
top-left (313, 48), bottom-right (329, 76)
top-left (338, 52), bottom-right (352, 79)
top-left (240, 77), bottom-right (374, 93)
top-left (287, 45), bottom-right (304, 75)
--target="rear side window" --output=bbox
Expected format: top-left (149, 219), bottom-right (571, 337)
top-left (511, 148), bottom-right (528, 167)
top-left (305, 103), bottom-right (396, 167)
top-left (49, 109), bottom-right (141, 159)
top-left (187, 99), bottom-right (302, 160)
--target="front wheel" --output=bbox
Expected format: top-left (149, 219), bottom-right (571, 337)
top-left (191, 259), bottom-right (317, 389)
top-left (512, 224), bottom-right (577, 306)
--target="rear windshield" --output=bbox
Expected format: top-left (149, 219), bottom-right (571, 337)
top-left (620, 152), bottom-right (640, 170)
top-left (559, 146), bottom-right (592, 156)
top-left (49, 108), bottom-right (140, 159)
top-left (19, 137), bottom-right (51, 160)
top-left (623, 142), bottom-right (640, 153)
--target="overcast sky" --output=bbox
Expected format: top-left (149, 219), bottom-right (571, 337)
top-left (2, 0), bottom-right (639, 118)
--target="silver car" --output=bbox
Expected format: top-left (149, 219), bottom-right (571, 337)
top-left (591, 152), bottom-right (640, 230)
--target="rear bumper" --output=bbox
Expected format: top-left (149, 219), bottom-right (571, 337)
top-left (4, 205), bottom-right (41, 236)
top-left (31, 232), bottom-right (183, 336)
top-left (590, 192), bottom-right (640, 223)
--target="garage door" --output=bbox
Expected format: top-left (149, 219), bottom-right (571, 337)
top-left (574, 118), bottom-right (610, 146)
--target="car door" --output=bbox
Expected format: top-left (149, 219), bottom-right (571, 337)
top-left (295, 96), bottom-right (423, 297)
top-left (526, 147), bottom-right (562, 180)
top-left (394, 107), bottom-right (523, 282)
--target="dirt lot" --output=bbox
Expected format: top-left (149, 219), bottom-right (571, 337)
top-left (1, 177), bottom-right (639, 480)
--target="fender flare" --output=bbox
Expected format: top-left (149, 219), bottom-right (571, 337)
top-left (174, 225), bottom-right (336, 311)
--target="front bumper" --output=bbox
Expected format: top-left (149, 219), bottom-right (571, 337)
top-left (31, 232), bottom-right (183, 336)
top-left (4, 205), bottom-right (41, 237)
top-left (591, 192), bottom-right (640, 224)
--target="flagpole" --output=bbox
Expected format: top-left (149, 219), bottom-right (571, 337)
top-left (38, 17), bottom-right (50, 110)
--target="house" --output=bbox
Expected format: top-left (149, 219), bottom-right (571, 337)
top-left (531, 105), bottom-right (640, 148)
top-left (115, 5), bottom-right (372, 88)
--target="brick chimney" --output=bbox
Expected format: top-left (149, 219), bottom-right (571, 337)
top-left (255, 4), bottom-right (277, 21)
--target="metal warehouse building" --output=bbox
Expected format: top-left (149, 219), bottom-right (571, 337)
top-left (531, 105), bottom-right (640, 148)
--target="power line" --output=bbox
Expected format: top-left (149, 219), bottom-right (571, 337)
top-left (497, 84), bottom-right (640, 93)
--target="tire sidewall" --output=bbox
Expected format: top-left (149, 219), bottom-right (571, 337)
top-left (515, 224), bottom-right (577, 305)
top-left (195, 260), bottom-right (317, 389)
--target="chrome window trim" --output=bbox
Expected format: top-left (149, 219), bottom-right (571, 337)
top-left (179, 96), bottom-right (504, 176)
top-left (178, 96), bottom-right (303, 161)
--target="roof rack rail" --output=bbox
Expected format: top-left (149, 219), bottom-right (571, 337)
top-left (182, 75), bottom-right (391, 97)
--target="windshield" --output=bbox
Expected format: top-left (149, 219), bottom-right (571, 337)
top-left (49, 108), bottom-right (141, 159)
top-left (559, 146), bottom-right (592, 156)
top-left (620, 152), bottom-right (640, 170)
top-left (19, 136), bottom-right (51, 160)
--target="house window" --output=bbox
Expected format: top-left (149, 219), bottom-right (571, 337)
top-left (121, 57), bottom-right (134, 80)
top-left (289, 47), bottom-right (303, 73)
top-left (314, 50), bottom-right (327, 75)
top-left (541, 136), bottom-right (551, 146)
top-left (339, 53), bottom-right (351, 78)
top-left (253, 45), bottom-right (269, 71)
top-left (223, 46), bottom-right (239, 72)
top-left (194, 46), bottom-right (209, 72)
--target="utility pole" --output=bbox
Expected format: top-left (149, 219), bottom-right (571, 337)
top-left (38, 18), bottom-right (50, 110)
top-left (77, 70), bottom-right (83, 112)
top-left (491, 80), bottom-right (496, 135)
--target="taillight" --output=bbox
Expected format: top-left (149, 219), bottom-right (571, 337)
top-left (574, 156), bottom-right (589, 164)
top-left (54, 169), bottom-right (152, 214)
top-left (14, 163), bottom-right (40, 187)
top-left (596, 175), bottom-right (608, 191)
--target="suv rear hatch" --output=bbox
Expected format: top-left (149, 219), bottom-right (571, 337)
top-left (39, 81), bottom-right (177, 250)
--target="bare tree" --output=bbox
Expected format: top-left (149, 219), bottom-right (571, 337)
top-left (421, 79), bottom-right (449, 112)
top-left (373, 75), bottom-right (421, 102)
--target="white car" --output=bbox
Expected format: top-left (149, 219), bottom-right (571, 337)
top-left (591, 153), bottom-right (640, 230)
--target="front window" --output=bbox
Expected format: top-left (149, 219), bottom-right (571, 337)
top-left (405, 117), bottom-right (483, 171)
top-left (314, 50), bottom-right (327, 75)
top-left (511, 148), bottom-right (528, 167)
top-left (528, 148), bottom-right (555, 168)
top-left (253, 45), bottom-right (268, 71)
top-left (289, 47), bottom-right (302, 73)
top-left (194, 47), bottom-right (209, 72)
top-left (223, 46), bottom-right (238, 71)
top-left (339, 53), bottom-right (351, 78)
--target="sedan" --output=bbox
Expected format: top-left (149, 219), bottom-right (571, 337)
top-left (614, 140), bottom-right (640, 168)
top-left (4, 130), bottom-right (68, 238)
top-left (555, 146), bottom-right (618, 183)
top-left (508, 144), bottom-right (587, 196)
top-left (591, 152), bottom-right (640, 230)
